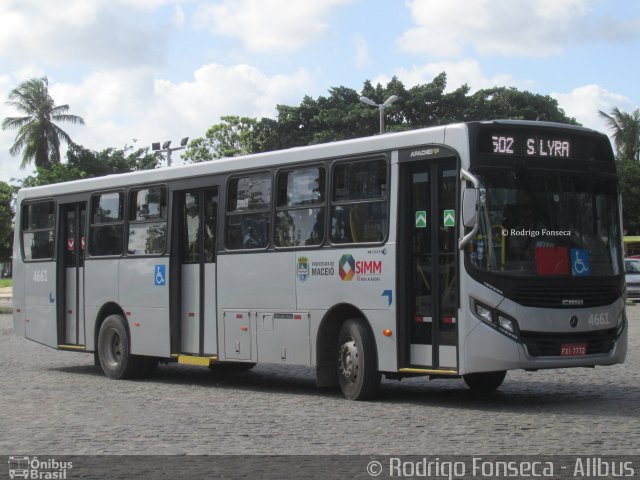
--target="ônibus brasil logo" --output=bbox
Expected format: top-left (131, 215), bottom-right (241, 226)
top-left (339, 254), bottom-right (382, 282)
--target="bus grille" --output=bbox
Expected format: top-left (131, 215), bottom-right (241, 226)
top-left (520, 328), bottom-right (617, 357)
top-left (510, 285), bottom-right (620, 308)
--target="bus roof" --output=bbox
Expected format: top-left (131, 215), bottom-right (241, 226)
top-left (16, 119), bottom-right (600, 201)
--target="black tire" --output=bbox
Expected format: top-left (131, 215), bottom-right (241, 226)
top-left (336, 318), bottom-right (381, 400)
top-left (463, 370), bottom-right (507, 392)
top-left (97, 314), bottom-right (144, 379)
top-left (208, 362), bottom-right (256, 373)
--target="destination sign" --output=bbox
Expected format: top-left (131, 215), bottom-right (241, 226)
top-left (472, 125), bottom-right (615, 167)
top-left (488, 134), bottom-right (571, 158)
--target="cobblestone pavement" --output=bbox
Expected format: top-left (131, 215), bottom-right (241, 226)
top-left (0, 306), bottom-right (638, 456)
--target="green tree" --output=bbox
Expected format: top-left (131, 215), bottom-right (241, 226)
top-left (21, 143), bottom-right (159, 187)
top-left (183, 116), bottom-right (279, 162)
top-left (618, 159), bottom-right (640, 235)
top-left (0, 181), bottom-right (15, 262)
top-left (2, 77), bottom-right (85, 169)
top-left (598, 107), bottom-right (640, 163)
top-left (185, 73), bottom-right (577, 162)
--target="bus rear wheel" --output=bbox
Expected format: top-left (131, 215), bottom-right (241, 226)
top-left (463, 371), bottom-right (506, 392)
top-left (98, 314), bottom-right (146, 379)
top-left (336, 318), bottom-right (381, 400)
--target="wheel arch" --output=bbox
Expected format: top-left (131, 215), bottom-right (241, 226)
top-left (315, 303), bottom-right (378, 388)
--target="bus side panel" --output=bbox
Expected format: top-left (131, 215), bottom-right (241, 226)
top-left (295, 246), bottom-right (397, 372)
top-left (217, 252), bottom-right (296, 362)
top-left (218, 252), bottom-right (296, 310)
top-left (119, 258), bottom-right (170, 357)
top-left (363, 309), bottom-right (397, 372)
top-left (12, 227), bottom-right (26, 337)
top-left (84, 259), bottom-right (119, 351)
top-left (24, 261), bottom-right (58, 347)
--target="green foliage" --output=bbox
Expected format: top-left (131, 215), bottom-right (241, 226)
top-left (0, 181), bottom-right (16, 262)
top-left (599, 108), bottom-right (640, 164)
top-left (184, 72), bottom-right (577, 163)
top-left (183, 116), bottom-right (268, 163)
top-left (21, 143), bottom-right (159, 187)
top-left (618, 159), bottom-right (640, 234)
top-left (0, 279), bottom-right (11, 288)
top-left (2, 76), bottom-right (84, 169)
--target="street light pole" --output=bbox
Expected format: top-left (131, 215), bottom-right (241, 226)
top-left (151, 137), bottom-right (189, 166)
top-left (359, 95), bottom-right (399, 134)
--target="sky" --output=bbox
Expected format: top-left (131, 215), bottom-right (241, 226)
top-left (0, 0), bottom-right (639, 183)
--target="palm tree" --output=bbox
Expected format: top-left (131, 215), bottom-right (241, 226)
top-left (2, 76), bottom-right (85, 169)
top-left (598, 107), bottom-right (640, 163)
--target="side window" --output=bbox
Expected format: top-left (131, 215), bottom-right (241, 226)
top-left (89, 192), bottom-right (124, 256)
top-left (330, 158), bottom-right (388, 244)
top-left (225, 173), bottom-right (272, 250)
top-left (22, 201), bottom-right (55, 260)
top-left (275, 167), bottom-right (325, 247)
top-left (128, 187), bottom-right (167, 255)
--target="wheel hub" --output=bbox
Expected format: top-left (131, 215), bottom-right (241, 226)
top-left (338, 339), bottom-right (359, 383)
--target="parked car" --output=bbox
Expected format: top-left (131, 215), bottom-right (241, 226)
top-left (625, 258), bottom-right (640, 301)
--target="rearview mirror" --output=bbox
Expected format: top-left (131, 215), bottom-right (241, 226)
top-left (462, 188), bottom-right (478, 228)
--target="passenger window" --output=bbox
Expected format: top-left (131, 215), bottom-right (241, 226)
top-left (333, 160), bottom-right (387, 201)
top-left (330, 159), bottom-right (388, 244)
top-left (22, 201), bottom-right (55, 260)
top-left (275, 167), bottom-right (325, 247)
top-left (226, 173), bottom-right (272, 249)
top-left (127, 187), bottom-right (167, 255)
top-left (89, 192), bottom-right (124, 256)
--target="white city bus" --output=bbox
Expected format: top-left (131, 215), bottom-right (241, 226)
top-left (12, 120), bottom-right (628, 400)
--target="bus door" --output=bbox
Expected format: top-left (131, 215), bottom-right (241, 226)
top-left (175, 189), bottom-right (218, 356)
top-left (59, 202), bottom-right (86, 346)
top-left (400, 157), bottom-right (458, 370)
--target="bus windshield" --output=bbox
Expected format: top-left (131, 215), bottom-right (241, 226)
top-left (468, 168), bottom-right (623, 277)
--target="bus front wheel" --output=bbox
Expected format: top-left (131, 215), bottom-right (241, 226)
top-left (336, 318), bottom-right (381, 400)
top-left (98, 314), bottom-right (145, 379)
top-left (463, 371), bottom-right (506, 392)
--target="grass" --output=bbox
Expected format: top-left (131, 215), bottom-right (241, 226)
top-left (0, 278), bottom-right (12, 288)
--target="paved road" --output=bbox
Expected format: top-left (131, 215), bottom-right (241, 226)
top-left (0, 306), bottom-right (638, 456)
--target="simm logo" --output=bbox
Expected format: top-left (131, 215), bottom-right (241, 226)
top-left (339, 254), bottom-right (382, 282)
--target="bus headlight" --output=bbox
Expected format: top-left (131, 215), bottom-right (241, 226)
top-left (498, 315), bottom-right (516, 334)
top-left (475, 303), bottom-right (493, 323)
top-left (473, 298), bottom-right (521, 342)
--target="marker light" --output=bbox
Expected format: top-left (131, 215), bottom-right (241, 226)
top-left (383, 329), bottom-right (393, 337)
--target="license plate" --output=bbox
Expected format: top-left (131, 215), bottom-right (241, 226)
top-left (560, 343), bottom-right (587, 356)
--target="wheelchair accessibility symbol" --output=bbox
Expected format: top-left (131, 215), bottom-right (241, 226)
top-left (154, 264), bottom-right (166, 286)
top-left (571, 249), bottom-right (591, 276)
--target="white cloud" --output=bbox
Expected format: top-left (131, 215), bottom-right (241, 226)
top-left (552, 84), bottom-right (639, 133)
top-left (0, 0), bottom-right (167, 70)
top-left (173, 4), bottom-right (186, 30)
top-left (118, 0), bottom-right (184, 9)
top-left (398, 0), bottom-right (639, 58)
top-left (0, 63), bottom-right (313, 182)
top-left (373, 59), bottom-right (532, 92)
top-left (195, 0), bottom-right (352, 53)
top-left (354, 34), bottom-right (370, 70)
